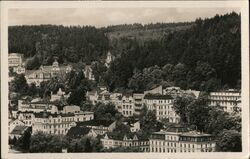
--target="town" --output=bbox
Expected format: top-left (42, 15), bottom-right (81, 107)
top-left (8, 51), bottom-right (241, 153)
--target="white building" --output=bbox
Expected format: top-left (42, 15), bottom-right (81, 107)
top-left (121, 95), bottom-right (134, 117)
top-left (149, 126), bottom-right (216, 153)
top-left (8, 53), bottom-right (23, 67)
top-left (208, 89), bottom-right (241, 113)
top-left (25, 59), bottom-right (72, 86)
top-left (83, 65), bottom-right (95, 80)
top-left (101, 133), bottom-right (149, 152)
top-left (133, 93), bottom-right (144, 115)
top-left (13, 65), bottom-right (26, 74)
top-left (105, 51), bottom-right (114, 68)
top-left (50, 88), bottom-right (70, 102)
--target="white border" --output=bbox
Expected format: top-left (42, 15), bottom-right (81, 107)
top-left (1, 1), bottom-right (249, 159)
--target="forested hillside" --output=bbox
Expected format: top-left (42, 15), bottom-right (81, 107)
top-left (105, 12), bottom-right (241, 92)
top-left (8, 12), bottom-right (241, 92)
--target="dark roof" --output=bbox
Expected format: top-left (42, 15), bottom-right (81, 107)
top-left (165, 125), bottom-right (189, 133)
top-left (106, 132), bottom-right (148, 141)
top-left (10, 126), bottom-right (30, 135)
top-left (34, 112), bottom-right (75, 118)
top-left (76, 120), bottom-right (115, 127)
top-left (144, 94), bottom-right (173, 100)
top-left (66, 126), bottom-right (91, 138)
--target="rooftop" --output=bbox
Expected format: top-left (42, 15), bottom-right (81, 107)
top-left (76, 120), bottom-right (115, 127)
top-left (10, 126), bottom-right (30, 135)
top-left (144, 93), bottom-right (173, 100)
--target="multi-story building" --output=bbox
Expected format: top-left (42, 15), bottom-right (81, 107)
top-left (144, 85), bottom-right (163, 95)
top-left (8, 53), bottom-right (23, 67)
top-left (133, 93), bottom-right (144, 115)
top-left (149, 126), bottom-right (216, 153)
top-left (101, 133), bottom-right (149, 152)
top-left (121, 95), bottom-right (134, 117)
top-left (143, 94), bottom-right (173, 111)
top-left (208, 89), bottom-right (241, 113)
top-left (32, 112), bottom-right (76, 135)
top-left (76, 120), bottom-right (116, 135)
top-left (25, 59), bottom-right (72, 86)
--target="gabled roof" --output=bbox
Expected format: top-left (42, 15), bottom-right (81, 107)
top-left (76, 120), bottom-right (115, 127)
top-left (144, 94), bottom-right (173, 100)
top-left (66, 126), bottom-right (91, 138)
top-left (10, 126), bottom-right (29, 135)
top-left (34, 112), bottom-right (75, 118)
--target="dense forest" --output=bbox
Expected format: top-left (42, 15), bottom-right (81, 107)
top-left (8, 12), bottom-right (241, 92)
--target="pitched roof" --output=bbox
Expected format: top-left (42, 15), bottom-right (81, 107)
top-left (76, 120), bottom-right (115, 127)
top-left (144, 94), bottom-right (173, 100)
top-left (10, 126), bottom-right (29, 135)
top-left (34, 112), bottom-right (75, 118)
top-left (66, 126), bottom-right (91, 138)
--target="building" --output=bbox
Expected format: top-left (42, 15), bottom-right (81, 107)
top-left (143, 94), bottom-right (179, 123)
top-left (133, 93), bottom-right (144, 115)
top-left (121, 95), bottom-right (134, 117)
top-left (9, 126), bottom-right (31, 139)
top-left (8, 53), bottom-right (23, 67)
top-left (163, 87), bottom-right (200, 99)
top-left (76, 120), bottom-right (116, 135)
top-left (13, 65), bottom-right (26, 74)
top-left (25, 59), bottom-right (72, 86)
top-left (208, 89), bottom-right (241, 113)
top-left (18, 98), bottom-right (58, 113)
top-left (144, 85), bottom-right (163, 95)
top-left (123, 120), bottom-right (140, 132)
top-left (32, 112), bottom-right (77, 135)
top-left (9, 119), bottom-right (25, 133)
top-left (149, 126), bottom-right (216, 153)
top-left (101, 133), bottom-right (149, 152)
top-left (50, 88), bottom-right (70, 102)
top-left (83, 65), bottom-right (95, 80)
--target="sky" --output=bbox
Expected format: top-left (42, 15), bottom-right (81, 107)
top-left (8, 8), bottom-right (240, 27)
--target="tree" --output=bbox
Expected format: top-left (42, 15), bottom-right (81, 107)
top-left (216, 130), bottom-right (241, 152)
top-left (9, 74), bottom-right (29, 95)
top-left (173, 94), bottom-right (194, 123)
top-left (15, 129), bottom-right (31, 151)
top-left (92, 103), bottom-right (121, 121)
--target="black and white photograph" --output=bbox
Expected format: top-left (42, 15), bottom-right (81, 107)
top-left (1, 1), bottom-right (249, 159)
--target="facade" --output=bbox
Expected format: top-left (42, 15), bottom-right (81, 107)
top-left (149, 126), bottom-right (216, 153)
top-left (8, 53), bottom-right (23, 67)
top-left (50, 88), bottom-right (70, 102)
top-left (133, 93), bottom-right (144, 115)
top-left (32, 112), bottom-right (76, 135)
top-left (101, 133), bottom-right (149, 152)
top-left (76, 120), bottom-right (116, 135)
top-left (208, 89), bottom-right (241, 113)
top-left (121, 95), bottom-right (134, 117)
top-left (9, 119), bottom-right (25, 133)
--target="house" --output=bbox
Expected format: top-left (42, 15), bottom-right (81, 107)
top-left (8, 53), bottom-right (23, 67)
top-left (101, 133), bottom-right (149, 152)
top-left (9, 125), bottom-right (31, 139)
top-left (76, 120), bottom-right (116, 135)
top-left (62, 105), bottom-right (81, 114)
top-left (9, 119), bottom-right (25, 133)
top-left (208, 89), bottom-right (241, 113)
top-left (149, 125), bottom-right (216, 153)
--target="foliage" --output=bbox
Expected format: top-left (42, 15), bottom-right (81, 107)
top-left (92, 103), bottom-right (122, 121)
top-left (216, 130), bottom-right (241, 152)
